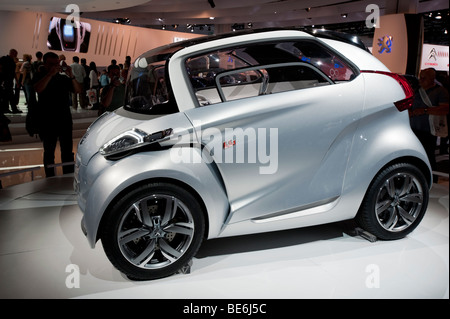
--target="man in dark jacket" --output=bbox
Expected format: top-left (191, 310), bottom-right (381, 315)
top-left (32, 52), bottom-right (81, 177)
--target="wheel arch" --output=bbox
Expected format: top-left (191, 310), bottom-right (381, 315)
top-left (355, 155), bottom-right (432, 222)
top-left (355, 157), bottom-right (431, 239)
top-left (374, 156), bottom-right (432, 190)
top-left (96, 177), bottom-right (211, 244)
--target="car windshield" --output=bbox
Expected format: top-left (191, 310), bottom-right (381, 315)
top-left (124, 45), bottom-right (181, 114)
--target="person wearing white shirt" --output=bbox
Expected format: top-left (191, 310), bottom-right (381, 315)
top-left (88, 61), bottom-right (100, 109)
top-left (70, 56), bottom-right (87, 109)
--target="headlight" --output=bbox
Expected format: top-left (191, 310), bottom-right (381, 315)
top-left (100, 128), bottom-right (173, 159)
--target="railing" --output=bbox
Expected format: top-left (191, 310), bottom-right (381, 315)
top-left (433, 171), bottom-right (449, 179)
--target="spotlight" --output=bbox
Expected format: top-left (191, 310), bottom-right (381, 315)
top-left (341, 13), bottom-right (348, 18)
top-left (208, 0), bottom-right (215, 8)
top-left (114, 18), bottom-right (131, 24)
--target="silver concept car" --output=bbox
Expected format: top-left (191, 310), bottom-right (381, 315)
top-left (75, 29), bottom-right (432, 280)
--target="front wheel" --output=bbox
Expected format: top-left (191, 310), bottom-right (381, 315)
top-left (356, 163), bottom-right (429, 240)
top-left (101, 183), bottom-right (205, 280)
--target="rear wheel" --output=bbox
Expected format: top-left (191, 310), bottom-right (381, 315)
top-left (356, 163), bottom-right (429, 240)
top-left (101, 183), bottom-right (205, 280)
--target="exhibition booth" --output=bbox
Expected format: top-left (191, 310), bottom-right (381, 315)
top-left (0, 2), bottom-right (448, 301)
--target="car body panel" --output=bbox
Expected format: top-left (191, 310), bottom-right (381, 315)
top-left (184, 76), bottom-right (365, 224)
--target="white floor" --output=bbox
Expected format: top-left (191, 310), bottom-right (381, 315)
top-left (0, 175), bottom-right (448, 299)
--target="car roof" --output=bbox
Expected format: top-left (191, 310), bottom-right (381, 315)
top-left (140, 27), bottom-right (369, 62)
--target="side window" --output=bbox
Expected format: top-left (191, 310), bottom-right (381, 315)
top-left (185, 40), bottom-right (356, 106)
top-left (186, 49), bottom-right (256, 105)
top-left (216, 64), bottom-right (331, 102)
top-left (280, 41), bottom-right (357, 82)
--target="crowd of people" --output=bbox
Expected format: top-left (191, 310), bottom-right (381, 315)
top-left (0, 48), bottom-right (131, 177)
top-left (0, 47), bottom-right (449, 181)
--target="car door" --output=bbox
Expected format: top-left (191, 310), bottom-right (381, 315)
top-left (184, 40), bottom-right (364, 224)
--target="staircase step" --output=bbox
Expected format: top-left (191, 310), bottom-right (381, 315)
top-left (3, 102), bottom-right (98, 145)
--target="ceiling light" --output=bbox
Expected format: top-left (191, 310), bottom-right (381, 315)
top-left (435, 13), bottom-right (442, 19)
top-left (341, 13), bottom-right (348, 18)
top-left (209, 17), bottom-right (215, 20)
top-left (114, 18), bottom-right (130, 24)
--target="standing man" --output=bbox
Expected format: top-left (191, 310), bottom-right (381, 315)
top-left (80, 58), bottom-right (90, 107)
top-left (0, 49), bottom-right (23, 113)
top-left (33, 52), bottom-right (81, 178)
top-left (409, 68), bottom-right (449, 176)
top-left (32, 51), bottom-right (44, 76)
top-left (98, 65), bottom-right (126, 116)
top-left (70, 56), bottom-right (87, 109)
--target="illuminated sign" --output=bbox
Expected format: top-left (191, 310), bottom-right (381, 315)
top-left (421, 44), bottom-right (449, 71)
top-left (377, 35), bottom-right (393, 53)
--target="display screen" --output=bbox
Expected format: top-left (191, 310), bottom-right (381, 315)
top-left (47, 17), bottom-right (91, 53)
top-left (63, 25), bottom-right (75, 42)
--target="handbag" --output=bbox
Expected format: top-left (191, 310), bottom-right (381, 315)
top-left (418, 87), bottom-right (448, 137)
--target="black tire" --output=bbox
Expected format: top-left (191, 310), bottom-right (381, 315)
top-left (355, 163), bottom-right (429, 240)
top-left (101, 182), bottom-right (205, 280)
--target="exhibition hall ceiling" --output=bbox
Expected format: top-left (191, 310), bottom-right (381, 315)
top-left (0, 0), bottom-right (448, 44)
top-left (0, 0), bottom-right (150, 12)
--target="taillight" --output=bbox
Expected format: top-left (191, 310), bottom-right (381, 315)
top-left (361, 70), bottom-right (415, 112)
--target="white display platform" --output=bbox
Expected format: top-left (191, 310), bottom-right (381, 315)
top-left (0, 175), bottom-right (448, 299)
